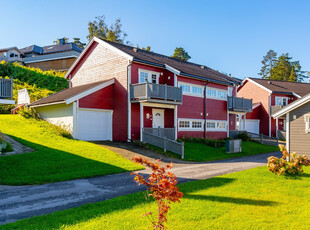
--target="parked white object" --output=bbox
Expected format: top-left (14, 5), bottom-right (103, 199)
top-left (17, 89), bottom-right (30, 105)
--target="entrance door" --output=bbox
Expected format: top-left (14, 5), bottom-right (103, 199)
top-left (152, 109), bottom-right (164, 128)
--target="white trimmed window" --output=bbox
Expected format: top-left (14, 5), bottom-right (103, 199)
top-left (178, 119), bottom-right (204, 130)
top-left (138, 69), bottom-right (159, 84)
top-left (304, 115), bottom-right (310, 133)
top-left (206, 120), bottom-right (227, 131)
top-left (275, 97), bottom-right (288, 106)
top-left (206, 87), bottom-right (227, 100)
top-left (178, 82), bottom-right (203, 97)
top-left (206, 121), bottom-right (216, 128)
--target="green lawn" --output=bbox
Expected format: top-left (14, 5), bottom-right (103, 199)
top-left (3, 166), bottom-right (310, 229)
top-left (0, 115), bottom-right (143, 185)
top-left (183, 141), bottom-right (279, 161)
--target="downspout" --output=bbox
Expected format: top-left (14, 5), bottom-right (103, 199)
top-left (127, 61), bottom-right (133, 142)
top-left (204, 81), bottom-right (209, 138)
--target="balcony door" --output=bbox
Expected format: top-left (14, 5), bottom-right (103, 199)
top-left (139, 69), bottom-right (159, 84)
top-left (152, 109), bottom-right (165, 128)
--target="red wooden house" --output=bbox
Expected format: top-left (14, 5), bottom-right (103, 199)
top-left (237, 78), bottom-right (310, 138)
top-left (30, 37), bottom-right (252, 141)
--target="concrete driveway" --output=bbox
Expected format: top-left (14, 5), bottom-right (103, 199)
top-left (0, 142), bottom-right (281, 225)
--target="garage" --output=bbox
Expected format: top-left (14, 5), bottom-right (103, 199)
top-left (77, 109), bottom-right (113, 141)
top-left (245, 119), bottom-right (260, 134)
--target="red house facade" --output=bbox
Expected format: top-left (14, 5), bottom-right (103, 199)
top-left (237, 78), bottom-right (310, 138)
top-left (31, 37), bottom-right (252, 142)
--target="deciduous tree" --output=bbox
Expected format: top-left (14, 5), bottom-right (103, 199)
top-left (73, 38), bottom-right (86, 49)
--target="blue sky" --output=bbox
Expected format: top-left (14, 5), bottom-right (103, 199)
top-left (1, 0), bottom-right (310, 80)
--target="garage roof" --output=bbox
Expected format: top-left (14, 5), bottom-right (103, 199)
top-left (30, 78), bottom-right (114, 107)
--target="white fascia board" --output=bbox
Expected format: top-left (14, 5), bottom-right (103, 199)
top-left (64, 39), bottom-right (96, 79)
top-left (273, 93), bottom-right (310, 118)
top-left (245, 78), bottom-right (272, 93)
top-left (0, 99), bottom-right (15, 105)
top-left (66, 78), bottom-right (115, 104)
top-left (93, 37), bottom-right (134, 61)
top-left (164, 64), bottom-right (180, 75)
top-left (292, 92), bottom-right (301, 98)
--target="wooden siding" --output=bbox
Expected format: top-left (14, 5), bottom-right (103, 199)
top-left (289, 101), bottom-right (310, 155)
top-left (25, 57), bottom-right (77, 71)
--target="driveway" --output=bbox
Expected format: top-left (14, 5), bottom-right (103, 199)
top-left (0, 142), bottom-right (281, 225)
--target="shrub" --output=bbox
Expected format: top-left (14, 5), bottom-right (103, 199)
top-left (49, 122), bottom-right (73, 139)
top-left (236, 132), bottom-right (251, 141)
top-left (267, 145), bottom-right (310, 176)
top-left (179, 137), bottom-right (226, 148)
top-left (132, 157), bottom-right (183, 229)
top-left (17, 107), bottom-right (40, 120)
top-left (0, 133), bottom-right (13, 154)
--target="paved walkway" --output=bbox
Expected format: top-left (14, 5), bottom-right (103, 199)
top-left (0, 142), bottom-right (281, 225)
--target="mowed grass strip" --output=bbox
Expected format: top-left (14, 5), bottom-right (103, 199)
top-left (3, 166), bottom-right (310, 229)
top-left (0, 115), bottom-right (143, 185)
top-left (183, 141), bottom-right (279, 161)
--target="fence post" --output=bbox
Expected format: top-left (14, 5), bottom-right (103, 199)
top-left (260, 134), bottom-right (263, 144)
top-left (10, 78), bottom-right (13, 99)
top-left (164, 137), bottom-right (167, 152)
top-left (181, 142), bottom-right (184, 159)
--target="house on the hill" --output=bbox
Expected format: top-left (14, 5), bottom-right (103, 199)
top-left (273, 93), bottom-right (310, 155)
top-left (0, 47), bottom-right (23, 63)
top-left (237, 78), bottom-right (310, 138)
top-left (30, 37), bottom-right (252, 142)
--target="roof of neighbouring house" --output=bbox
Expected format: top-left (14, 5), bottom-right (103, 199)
top-left (21, 43), bottom-right (82, 55)
top-left (0, 46), bottom-right (23, 53)
top-left (246, 78), bottom-right (310, 97)
top-left (103, 40), bottom-right (240, 85)
top-left (30, 78), bottom-right (114, 107)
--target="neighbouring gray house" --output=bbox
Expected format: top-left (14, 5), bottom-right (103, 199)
top-left (273, 93), bottom-right (310, 155)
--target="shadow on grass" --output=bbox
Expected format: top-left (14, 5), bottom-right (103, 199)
top-left (282, 172), bottom-right (310, 180)
top-left (0, 135), bottom-right (128, 185)
top-left (185, 194), bottom-right (278, 206)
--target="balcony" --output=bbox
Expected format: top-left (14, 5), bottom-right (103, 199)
top-left (0, 57), bottom-right (23, 63)
top-left (130, 82), bottom-right (182, 105)
top-left (0, 78), bottom-right (13, 99)
top-left (228, 96), bottom-right (252, 113)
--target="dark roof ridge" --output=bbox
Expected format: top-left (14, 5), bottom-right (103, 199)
top-left (250, 78), bottom-right (310, 85)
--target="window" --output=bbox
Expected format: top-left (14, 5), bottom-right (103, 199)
top-left (206, 122), bottom-right (216, 128)
top-left (228, 88), bottom-right (233, 97)
top-left (179, 82), bottom-right (203, 96)
top-left (180, 84), bottom-right (190, 93)
top-left (218, 91), bottom-right (226, 99)
top-left (192, 121), bottom-right (202, 128)
top-left (217, 122), bottom-right (226, 129)
top-left (179, 120), bottom-right (190, 128)
top-left (207, 89), bottom-right (216, 97)
top-left (139, 69), bottom-right (159, 84)
top-left (275, 97), bottom-right (288, 106)
top-left (304, 115), bottom-right (310, 133)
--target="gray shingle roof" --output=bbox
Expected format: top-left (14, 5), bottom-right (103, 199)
top-left (21, 43), bottom-right (82, 55)
top-left (103, 40), bottom-right (240, 85)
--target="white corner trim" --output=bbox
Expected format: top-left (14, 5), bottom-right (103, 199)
top-left (165, 64), bottom-right (181, 75)
top-left (273, 92), bottom-right (310, 118)
top-left (244, 77), bottom-right (273, 94)
top-left (127, 63), bottom-right (132, 141)
top-left (66, 78), bottom-right (115, 104)
top-left (286, 112), bottom-right (290, 153)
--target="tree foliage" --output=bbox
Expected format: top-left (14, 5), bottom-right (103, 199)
top-left (73, 38), bottom-right (86, 49)
top-left (132, 157), bottom-right (183, 229)
top-left (53, 37), bottom-right (69, 45)
top-left (87, 16), bottom-right (127, 43)
top-left (259, 50), bottom-right (307, 82)
top-left (171, 47), bottom-right (191, 62)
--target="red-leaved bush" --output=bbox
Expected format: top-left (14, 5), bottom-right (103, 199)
top-left (267, 145), bottom-right (310, 175)
top-left (132, 156), bottom-right (183, 229)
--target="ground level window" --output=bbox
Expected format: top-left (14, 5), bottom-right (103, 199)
top-left (179, 120), bottom-right (190, 128)
top-left (206, 122), bottom-right (216, 128)
top-left (192, 121), bottom-right (202, 128)
top-left (217, 122), bottom-right (226, 129)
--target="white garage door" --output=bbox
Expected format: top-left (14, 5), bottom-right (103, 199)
top-left (245, 120), bottom-right (260, 134)
top-left (77, 109), bottom-right (112, 141)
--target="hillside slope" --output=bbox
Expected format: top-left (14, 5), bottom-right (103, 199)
top-left (0, 61), bottom-right (69, 113)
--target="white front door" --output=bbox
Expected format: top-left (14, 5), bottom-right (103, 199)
top-left (152, 109), bottom-right (164, 128)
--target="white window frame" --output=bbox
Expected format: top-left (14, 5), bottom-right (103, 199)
top-left (275, 96), bottom-right (288, 106)
top-left (178, 119), bottom-right (204, 131)
top-left (138, 69), bottom-right (159, 84)
top-left (178, 82), bottom-right (204, 97)
top-left (304, 115), bottom-right (310, 133)
top-left (206, 120), bottom-right (227, 132)
top-left (206, 87), bottom-right (228, 101)
top-left (228, 87), bottom-right (233, 97)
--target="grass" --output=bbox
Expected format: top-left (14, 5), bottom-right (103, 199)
top-left (147, 141), bottom-right (279, 162)
top-left (3, 166), bottom-right (310, 229)
top-left (0, 115), bottom-right (143, 185)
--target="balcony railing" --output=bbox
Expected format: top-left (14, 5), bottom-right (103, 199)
top-left (0, 57), bottom-right (23, 62)
top-left (143, 127), bottom-right (175, 140)
top-left (130, 82), bottom-right (182, 104)
top-left (228, 96), bottom-right (252, 113)
top-left (0, 78), bottom-right (13, 99)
